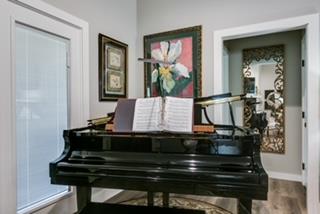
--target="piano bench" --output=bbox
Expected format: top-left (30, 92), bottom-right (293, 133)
top-left (78, 203), bottom-right (205, 214)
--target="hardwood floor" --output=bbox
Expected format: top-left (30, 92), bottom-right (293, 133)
top-left (253, 179), bottom-right (306, 214)
top-left (106, 179), bottom-right (306, 214)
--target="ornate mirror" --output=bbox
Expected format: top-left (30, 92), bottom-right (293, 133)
top-left (242, 45), bottom-right (285, 153)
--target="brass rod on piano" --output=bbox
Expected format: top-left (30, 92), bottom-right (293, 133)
top-left (195, 95), bottom-right (244, 107)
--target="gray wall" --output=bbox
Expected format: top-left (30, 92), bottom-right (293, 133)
top-left (137, 0), bottom-right (319, 177)
top-left (43, 0), bottom-right (320, 181)
top-left (225, 30), bottom-right (303, 176)
top-left (137, 0), bottom-right (320, 98)
top-left (43, 0), bottom-right (320, 114)
top-left (37, 1), bottom-right (137, 212)
top-left (43, 0), bottom-right (138, 118)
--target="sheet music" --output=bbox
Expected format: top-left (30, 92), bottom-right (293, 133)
top-left (163, 97), bottom-right (193, 133)
top-left (132, 97), bottom-right (162, 132)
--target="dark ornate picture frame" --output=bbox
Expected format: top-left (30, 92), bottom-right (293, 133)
top-left (99, 33), bottom-right (128, 101)
top-left (143, 26), bottom-right (202, 98)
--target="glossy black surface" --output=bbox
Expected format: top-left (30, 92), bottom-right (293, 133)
top-left (50, 127), bottom-right (268, 214)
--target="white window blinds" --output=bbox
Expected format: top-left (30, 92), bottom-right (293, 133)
top-left (15, 23), bottom-right (69, 210)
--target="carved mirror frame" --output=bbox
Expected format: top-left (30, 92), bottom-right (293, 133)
top-left (242, 45), bottom-right (285, 153)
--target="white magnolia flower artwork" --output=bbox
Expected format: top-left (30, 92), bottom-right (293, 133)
top-left (151, 40), bottom-right (190, 94)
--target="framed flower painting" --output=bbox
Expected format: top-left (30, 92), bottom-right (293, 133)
top-left (99, 33), bottom-right (128, 101)
top-left (143, 26), bottom-right (202, 98)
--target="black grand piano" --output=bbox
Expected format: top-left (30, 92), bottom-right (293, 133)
top-left (50, 94), bottom-right (268, 214)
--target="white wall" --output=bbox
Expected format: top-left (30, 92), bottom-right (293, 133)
top-left (225, 30), bottom-right (303, 177)
top-left (0, 0), bottom-right (92, 212)
top-left (0, 1), bottom-right (317, 212)
top-left (137, 0), bottom-right (320, 98)
top-left (43, 0), bottom-right (138, 118)
top-left (40, 0), bottom-right (137, 211)
top-left (137, 0), bottom-right (319, 179)
top-left (0, 1), bottom-right (15, 213)
top-left (0, 1), bottom-right (137, 213)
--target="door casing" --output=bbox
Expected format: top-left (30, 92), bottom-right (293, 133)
top-left (213, 14), bottom-right (320, 214)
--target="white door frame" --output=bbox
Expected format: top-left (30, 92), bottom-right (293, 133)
top-left (301, 32), bottom-right (307, 186)
top-left (10, 0), bottom-right (90, 125)
top-left (213, 14), bottom-right (320, 214)
top-left (0, 0), bottom-right (89, 213)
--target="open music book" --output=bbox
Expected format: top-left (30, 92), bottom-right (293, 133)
top-left (132, 97), bottom-right (193, 133)
top-left (112, 97), bottom-right (193, 133)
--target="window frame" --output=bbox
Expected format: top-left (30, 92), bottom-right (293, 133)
top-left (0, 0), bottom-right (89, 213)
top-left (17, 188), bottom-right (73, 214)
top-left (15, 21), bottom-right (72, 212)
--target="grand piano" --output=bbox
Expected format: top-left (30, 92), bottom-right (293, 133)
top-left (50, 94), bottom-right (268, 214)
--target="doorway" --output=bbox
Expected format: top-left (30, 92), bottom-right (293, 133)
top-left (223, 30), bottom-right (304, 185)
top-left (213, 14), bottom-right (320, 213)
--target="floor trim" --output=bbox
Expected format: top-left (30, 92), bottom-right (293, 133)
top-left (268, 171), bottom-right (302, 182)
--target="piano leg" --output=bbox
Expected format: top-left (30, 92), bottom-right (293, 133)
top-left (238, 198), bottom-right (252, 214)
top-left (147, 191), bottom-right (154, 206)
top-left (162, 192), bottom-right (169, 207)
top-left (76, 186), bottom-right (91, 213)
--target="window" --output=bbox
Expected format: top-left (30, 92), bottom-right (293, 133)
top-left (15, 23), bottom-right (69, 211)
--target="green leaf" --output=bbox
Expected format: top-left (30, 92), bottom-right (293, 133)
top-left (165, 73), bottom-right (193, 96)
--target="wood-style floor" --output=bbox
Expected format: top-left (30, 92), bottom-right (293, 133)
top-left (106, 179), bottom-right (306, 214)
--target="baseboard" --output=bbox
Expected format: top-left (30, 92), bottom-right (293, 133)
top-left (91, 188), bottom-right (123, 202)
top-left (267, 171), bottom-right (302, 182)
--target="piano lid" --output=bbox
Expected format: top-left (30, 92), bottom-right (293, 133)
top-left (69, 127), bottom-right (255, 139)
